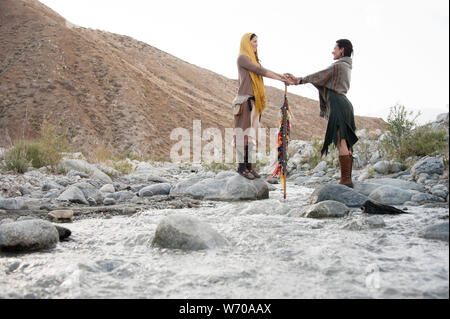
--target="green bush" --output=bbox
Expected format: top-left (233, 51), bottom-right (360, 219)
top-left (399, 124), bottom-right (449, 160)
top-left (380, 104), bottom-right (448, 162)
top-left (113, 161), bottom-right (135, 175)
top-left (3, 141), bottom-right (31, 173)
top-left (1, 119), bottom-right (71, 173)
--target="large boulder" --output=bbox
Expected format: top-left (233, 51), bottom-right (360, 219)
top-left (57, 186), bottom-right (89, 205)
top-left (294, 200), bottom-right (349, 219)
top-left (170, 172), bottom-right (268, 201)
top-left (373, 161), bottom-right (403, 175)
top-left (138, 183), bottom-right (172, 197)
top-left (411, 157), bottom-right (445, 179)
top-left (99, 184), bottom-right (115, 193)
top-left (431, 184), bottom-right (449, 199)
top-left (352, 182), bottom-right (384, 197)
top-left (72, 182), bottom-right (104, 204)
top-left (309, 184), bottom-right (370, 207)
top-left (0, 198), bottom-right (27, 210)
top-left (61, 159), bottom-right (112, 185)
top-left (0, 219), bottom-right (59, 252)
top-left (416, 222), bottom-right (449, 242)
top-left (152, 215), bottom-right (228, 250)
top-left (368, 185), bottom-right (417, 205)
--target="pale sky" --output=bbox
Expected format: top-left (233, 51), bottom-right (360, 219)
top-left (39, 0), bottom-right (449, 124)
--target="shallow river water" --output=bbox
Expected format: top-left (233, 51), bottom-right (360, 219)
top-left (0, 182), bottom-right (448, 299)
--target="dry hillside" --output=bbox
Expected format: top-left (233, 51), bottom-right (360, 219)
top-left (0, 0), bottom-right (386, 159)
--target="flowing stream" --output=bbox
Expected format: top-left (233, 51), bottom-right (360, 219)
top-left (0, 183), bottom-right (448, 299)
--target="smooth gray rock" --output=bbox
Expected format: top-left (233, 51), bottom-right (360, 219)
top-left (92, 169), bottom-right (113, 185)
top-left (103, 198), bottom-right (116, 206)
top-left (313, 161), bottom-right (328, 173)
top-left (41, 183), bottom-right (62, 192)
top-left (130, 184), bottom-right (149, 193)
top-left (309, 184), bottom-right (370, 207)
top-left (67, 169), bottom-right (90, 178)
top-left (373, 161), bottom-right (403, 175)
top-left (411, 157), bottom-right (445, 178)
top-left (170, 173), bottom-right (268, 201)
top-left (431, 185), bottom-right (449, 199)
top-left (299, 201), bottom-right (350, 219)
top-left (368, 185), bottom-right (417, 205)
top-left (373, 161), bottom-right (392, 175)
top-left (139, 183), bottom-right (172, 197)
top-left (86, 197), bottom-right (97, 206)
top-left (99, 184), bottom-right (115, 193)
top-left (61, 159), bottom-right (112, 185)
top-left (411, 193), bottom-right (445, 204)
top-left (19, 187), bottom-right (32, 196)
top-left (57, 186), bottom-right (89, 205)
top-left (353, 182), bottom-right (383, 197)
top-left (105, 191), bottom-right (134, 202)
top-left (0, 198), bottom-right (27, 210)
top-left (301, 163), bottom-right (311, 170)
top-left (416, 222), bottom-right (449, 242)
top-left (152, 215), bottom-right (228, 250)
top-left (72, 182), bottom-right (104, 204)
top-left (0, 219), bottom-right (59, 252)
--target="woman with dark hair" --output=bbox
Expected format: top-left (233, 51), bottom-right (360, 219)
top-left (233, 33), bottom-right (288, 179)
top-left (285, 39), bottom-right (358, 188)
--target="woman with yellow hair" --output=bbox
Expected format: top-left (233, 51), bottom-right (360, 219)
top-left (233, 33), bottom-right (289, 180)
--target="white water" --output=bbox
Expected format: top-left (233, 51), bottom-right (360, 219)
top-left (0, 183), bottom-right (448, 299)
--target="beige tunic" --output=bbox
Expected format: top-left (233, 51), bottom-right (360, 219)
top-left (233, 55), bottom-right (268, 159)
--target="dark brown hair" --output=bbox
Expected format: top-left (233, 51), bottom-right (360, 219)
top-left (336, 39), bottom-right (353, 57)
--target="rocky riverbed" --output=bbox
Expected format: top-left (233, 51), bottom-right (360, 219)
top-left (0, 116), bottom-right (449, 298)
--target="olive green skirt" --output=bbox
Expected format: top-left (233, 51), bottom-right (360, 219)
top-left (321, 89), bottom-right (358, 156)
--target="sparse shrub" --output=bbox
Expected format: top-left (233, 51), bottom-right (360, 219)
top-left (2, 119), bottom-right (71, 173)
top-left (87, 141), bottom-right (115, 164)
top-left (379, 104), bottom-right (448, 162)
top-left (399, 124), bottom-right (449, 160)
top-left (37, 119), bottom-right (71, 170)
top-left (2, 141), bottom-right (30, 173)
top-left (202, 160), bottom-right (234, 173)
top-left (113, 161), bottom-right (135, 175)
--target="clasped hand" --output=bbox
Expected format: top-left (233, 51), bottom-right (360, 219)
top-left (281, 73), bottom-right (299, 86)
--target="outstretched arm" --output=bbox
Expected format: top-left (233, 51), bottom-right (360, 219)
top-left (238, 55), bottom-right (291, 84)
top-left (284, 65), bottom-right (334, 86)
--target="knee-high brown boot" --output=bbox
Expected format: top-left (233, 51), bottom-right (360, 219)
top-left (339, 154), bottom-right (354, 188)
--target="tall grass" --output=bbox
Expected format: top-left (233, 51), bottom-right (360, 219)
top-left (2, 119), bottom-right (71, 173)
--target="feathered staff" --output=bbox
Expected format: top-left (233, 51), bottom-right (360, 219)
top-left (268, 84), bottom-right (291, 199)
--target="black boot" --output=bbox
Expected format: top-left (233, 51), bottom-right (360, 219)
top-left (245, 144), bottom-right (260, 179)
top-left (237, 162), bottom-right (255, 180)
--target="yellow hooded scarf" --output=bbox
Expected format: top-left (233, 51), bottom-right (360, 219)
top-left (239, 33), bottom-right (266, 115)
